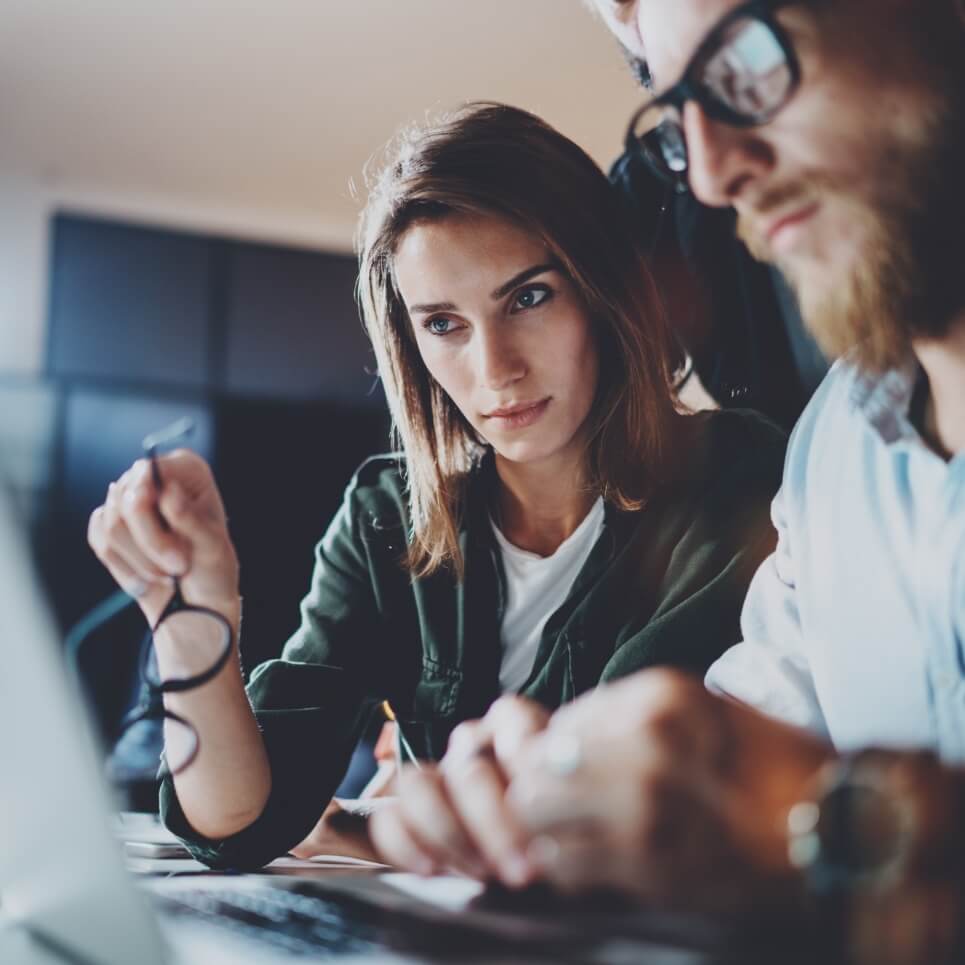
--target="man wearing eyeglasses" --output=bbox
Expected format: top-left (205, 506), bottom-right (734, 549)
top-left (602, 2), bottom-right (829, 431)
top-left (371, 1), bottom-right (965, 958)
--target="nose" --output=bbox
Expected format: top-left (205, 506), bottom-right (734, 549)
top-left (683, 101), bottom-right (775, 208)
top-left (476, 325), bottom-right (526, 392)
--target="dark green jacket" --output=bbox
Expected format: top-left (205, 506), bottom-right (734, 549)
top-left (161, 409), bottom-right (785, 869)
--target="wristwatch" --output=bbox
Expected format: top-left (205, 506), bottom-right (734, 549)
top-left (787, 750), bottom-right (965, 965)
top-left (786, 750), bottom-right (917, 896)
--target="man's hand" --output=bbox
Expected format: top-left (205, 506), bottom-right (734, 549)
top-left (369, 696), bottom-right (550, 884)
top-left (505, 669), bottom-right (832, 912)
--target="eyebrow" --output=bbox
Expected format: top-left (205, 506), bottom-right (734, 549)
top-left (407, 262), bottom-right (560, 316)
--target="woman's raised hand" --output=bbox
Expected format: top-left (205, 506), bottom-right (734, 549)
top-left (87, 449), bottom-right (240, 627)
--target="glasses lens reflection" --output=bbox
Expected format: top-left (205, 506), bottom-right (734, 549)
top-left (702, 17), bottom-right (792, 120)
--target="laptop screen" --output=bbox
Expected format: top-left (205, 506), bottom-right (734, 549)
top-left (0, 483), bottom-right (167, 965)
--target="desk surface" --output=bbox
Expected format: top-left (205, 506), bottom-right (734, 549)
top-left (118, 816), bottom-right (836, 965)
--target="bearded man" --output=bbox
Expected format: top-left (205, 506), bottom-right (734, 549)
top-left (370, 2), bottom-right (965, 961)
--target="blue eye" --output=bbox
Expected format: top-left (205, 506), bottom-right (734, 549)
top-left (425, 316), bottom-right (456, 336)
top-left (511, 285), bottom-right (551, 312)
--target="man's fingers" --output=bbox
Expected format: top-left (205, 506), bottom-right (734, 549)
top-left (526, 829), bottom-right (623, 896)
top-left (369, 800), bottom-right (440, 876)
top-left (395, 767), bottom-right (488, 879)
top-left (442, 748), bottom-right (535, 887)
top-left (484, 696), bottom-right (551, 778)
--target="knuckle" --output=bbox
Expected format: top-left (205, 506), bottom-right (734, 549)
top-left (446, 720), bottom-right (481, 754)
top-left (489, 695), bottom-right (539, 731)
top-left (125, 487), bottom-right (154, 515)
top-left (397, 763), bottom-right (440, 801)
top-left (635, 675), bottom-right (700, 743)
top-left (488, 695), bottom-right (521, 717)
top-left (443, 750), bottom-right (492, 785)
top-left (104, 513), bottom-right (127, 543)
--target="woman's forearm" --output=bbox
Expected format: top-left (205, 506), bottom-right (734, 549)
top-left (158, 602), bottom-right (272, 841)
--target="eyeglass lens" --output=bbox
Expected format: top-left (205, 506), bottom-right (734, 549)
top-left (702, 17), bottom-right (792, 120)
top-left (107, 714), bottom-right (198, 784)
top-left (145, 609), bottom-right (233, 690)
top-left (632, 12), bottom-right (794, 182)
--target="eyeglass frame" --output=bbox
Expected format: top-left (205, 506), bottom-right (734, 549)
top-left (624, 0), bottom-right (803, 188)
top-left (117, 419), bottom-right (234, 777)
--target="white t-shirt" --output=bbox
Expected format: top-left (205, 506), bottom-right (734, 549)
top-left (492, 497), bottom-right (605, 693)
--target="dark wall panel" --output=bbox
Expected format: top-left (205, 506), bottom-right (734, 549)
top-left (215, 397), bottom-right (389, 671)
top-left (48, 214), bottom-right (211, 388)
top-left (224, 243), bottom-right (379, 404)
top-left (61, 388), bottom-right (214, 529)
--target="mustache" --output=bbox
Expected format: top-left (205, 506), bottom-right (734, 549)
top-left (736, 182), bottom-right (822, 256)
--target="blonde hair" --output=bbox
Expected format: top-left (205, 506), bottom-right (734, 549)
top-left (357, 103), bottom-right (680, 578)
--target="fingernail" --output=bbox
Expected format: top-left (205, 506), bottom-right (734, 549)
top-left (163, 551), bottom-right (186, 574)
top-left (501, 854), bottom-right (531, 886)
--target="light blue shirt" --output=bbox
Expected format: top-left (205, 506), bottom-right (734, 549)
top-left (706, 358), bottom-right (965, 762)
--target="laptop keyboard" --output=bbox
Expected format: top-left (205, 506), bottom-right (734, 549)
top-left (154, 882), bottom-right (392, 958)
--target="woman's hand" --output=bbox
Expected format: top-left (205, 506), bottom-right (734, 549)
top-left (289, 798), bottom-right (389, 865)
top-left (369, 696), bottom-right (550, 884)
top-left (87, 449), bottom-right (240, 627)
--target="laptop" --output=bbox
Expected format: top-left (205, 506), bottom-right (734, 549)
top-left (0, 485), bottom-right (723, 965)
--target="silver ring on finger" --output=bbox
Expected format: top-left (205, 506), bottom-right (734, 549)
top-left (543, 733), bottom-right (583, 778)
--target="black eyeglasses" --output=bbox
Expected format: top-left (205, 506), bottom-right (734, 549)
top-left (625, 0), bottom-right (802, 190)
top-left (68, 418), bottom-right (233, 783)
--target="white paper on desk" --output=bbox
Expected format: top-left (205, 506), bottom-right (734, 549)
top-left (115, 811), bottom-right (389, 869)
top-left (113, 811), bottom-right (182, 845)
top-left (379, 872), bottom-right (484, 911)
top-left (270, 854), bottom-right (389, 870)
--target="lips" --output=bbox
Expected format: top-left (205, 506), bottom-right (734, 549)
top-left (764, 203), bottom-right (820, 248)
top-left (483, 397), bottom-right (551, 429)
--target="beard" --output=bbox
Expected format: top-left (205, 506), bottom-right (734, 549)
top-left (738, 103), bottom-right (965, 374)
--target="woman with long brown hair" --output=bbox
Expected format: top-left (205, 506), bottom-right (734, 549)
top-left (88, 102), bottom-right (783, 872)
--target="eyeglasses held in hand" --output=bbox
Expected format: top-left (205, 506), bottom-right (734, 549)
top-left (625, 0), bottom-right (802, 190)
top-left (67, 417), bottom-right (234, 784)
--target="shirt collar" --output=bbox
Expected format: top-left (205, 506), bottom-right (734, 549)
top-left (847, 356), bottom-right (925, 446)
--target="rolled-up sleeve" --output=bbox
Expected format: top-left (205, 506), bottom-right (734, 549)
top-left (160, 477), bottom-right (385, 870)
top-left (705, 485), bottom-right (830, 738)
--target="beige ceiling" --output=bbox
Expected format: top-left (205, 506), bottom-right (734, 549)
top-left (0, 0), bottom-right (646, 252)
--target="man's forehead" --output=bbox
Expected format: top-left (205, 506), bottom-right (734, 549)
top-left (633, 0), bottom-right (746, 89)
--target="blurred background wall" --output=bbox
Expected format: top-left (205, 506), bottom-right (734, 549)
top-left (0, 0), bottom-right (644, 745)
